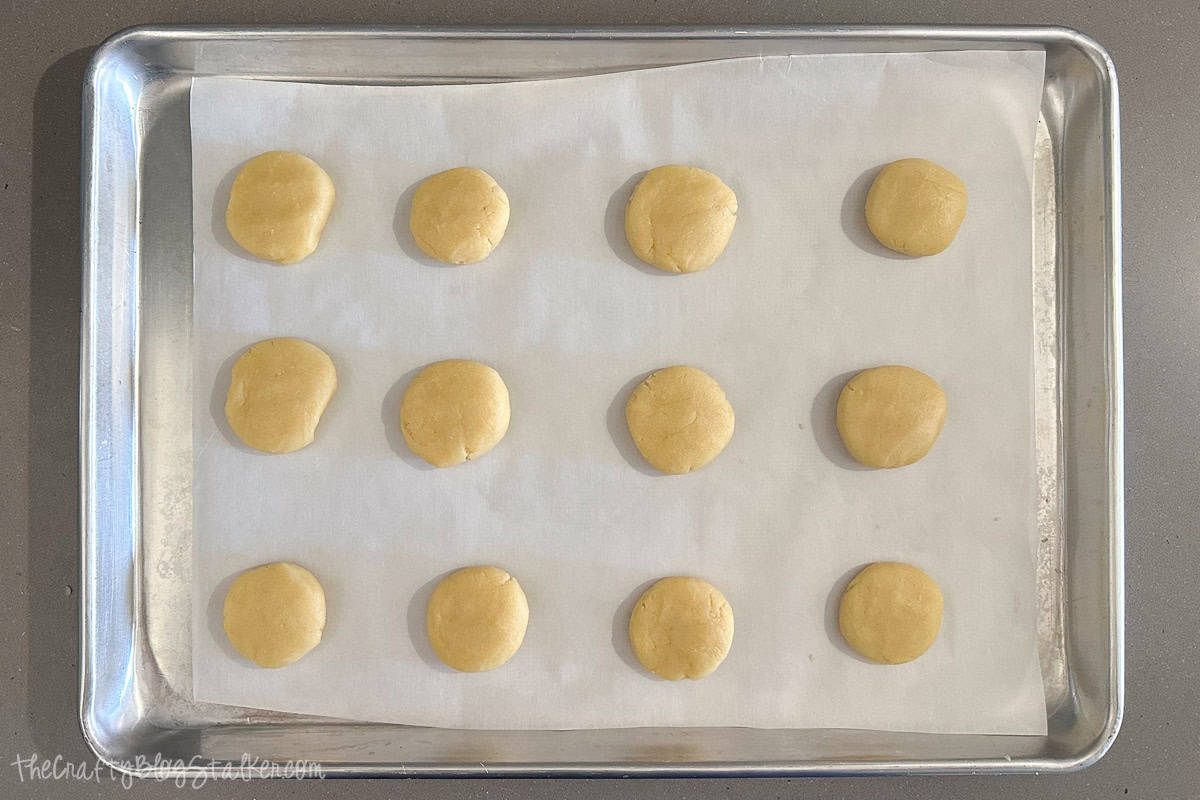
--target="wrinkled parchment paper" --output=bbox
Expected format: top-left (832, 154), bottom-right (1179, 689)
top-left (191, 51), bottom-right (1048, 733)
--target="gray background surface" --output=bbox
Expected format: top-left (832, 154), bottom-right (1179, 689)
top-left (1, 1), bottom-right (1195, 797)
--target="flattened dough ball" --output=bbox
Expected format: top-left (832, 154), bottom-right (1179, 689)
top-left (629, 576), bottom-right (734, 680)
top-left (625, 165), bottom-right (738, 273)
top-left (836, 365), bottom-right (946, 468)
top-left (625, 366), bottom-right (734, 474)
top-left (224, 337), bottom-right (338, 454)
top-left (223, 562), bottom-right (326, 668)
top-left (426, 566), bottom-right (529, 672)
top-left (400, 359), bottom-right (510, 467)
top-left (839, 562), bottom-right (943, 664)
top-left (225, 151), bottom-right (335, 264)
top-left (865, 158), bottom-right (967, 256)
top-left (410, 167), bottom-right (510, 264)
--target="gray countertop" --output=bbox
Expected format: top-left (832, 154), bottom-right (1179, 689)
top-left (2, 1), bottom-right (1196, 797)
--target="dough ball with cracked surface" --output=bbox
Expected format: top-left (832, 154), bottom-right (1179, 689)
top-left (836, 365), bottom-right (946, 468)
top-left (426, 566), bottom-right (529, 672)
top-left (409, 167), bottom-right (510, 264)
top-left (224, 337), bottom-right (337, 454)
top-left (628, 576), bottom-right (734, 680)
top-left (400, 359), bottom-right (510, 467)
top-left (223, 562), bottom-right (326, 668)
top-left (865, 158), bottom-right (966, 256)
top-left (625, 366), bottom-right (734, 474)
top-left (225, 151), bottom-right (336, 264)
top-left (839, 562), bottom-right (943, 664)
top-left (624, 165), bottom-right (738, 273)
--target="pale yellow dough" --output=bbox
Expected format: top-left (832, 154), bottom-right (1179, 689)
top-left (225, 151), bottom-right (335, 264)
top-left (224, 338), bottom-right (337, 454)
top-left (864, 158), bottom-right (967, 256)
top-left (836, 365), bottom-right (946, 468)
top-left (223, 562), bottom-right (326, 668)
top-left (629, 576), bottom-right (734, 680)
top-left (839, 562), bottom-right (943, 664)
top-left (624, 165), bottom-right (738, 273)
top-left (410, 167), bottom-right (510, 264)
top-left (400, 359), bottom-right (510, 467)
top-left (426, 566), bottom-right (529, 672)
top-left (625, 366), bottom-right (734, 474)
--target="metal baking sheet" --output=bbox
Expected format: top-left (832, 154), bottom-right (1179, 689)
top-left (80, 25), bottom-right (1123, 777)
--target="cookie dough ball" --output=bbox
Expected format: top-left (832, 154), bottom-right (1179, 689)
top-left (426, 566), bottom-right (529, 672)
top-left (225, 151), bottom-right (335, 264)
top-left (864, 158), bottom-right (967, 256)
top-left (223, 562), bottom-right (326, 668)
top-left (625, 165), bottom-right (738, 273)
top-left (400, 359), bottom-right (510, 467)
top-left (629, 577), bottom-right (734, 680)
top-left (625, 366), bottom-right (734, 474)
top-left (224, 338), bottom-right (338, 454)
top-left (409, 167), bottom-right (510, 264)
top-left (839, 562), bottom-right (943, 664)
top-left (836, 365), bottom-right (946, 468)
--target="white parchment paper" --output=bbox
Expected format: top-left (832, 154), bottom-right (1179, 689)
top-left (191, 51), bottom-right (1048, 734)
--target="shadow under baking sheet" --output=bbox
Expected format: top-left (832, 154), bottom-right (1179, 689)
top-left (26, 47), bottom-right (99, 758)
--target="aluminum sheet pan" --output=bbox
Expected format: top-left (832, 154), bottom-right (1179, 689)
top-left (80, 25), bottom-right (1123, 777)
